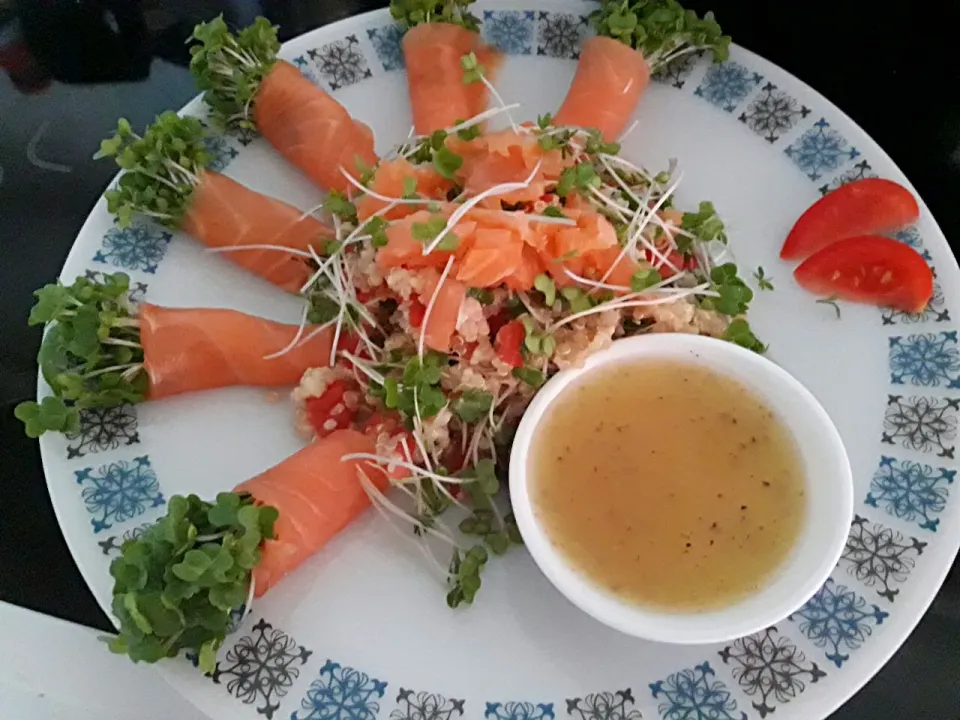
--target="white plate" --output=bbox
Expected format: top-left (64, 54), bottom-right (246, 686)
top-left (39, 2), bottom-right (960, 719)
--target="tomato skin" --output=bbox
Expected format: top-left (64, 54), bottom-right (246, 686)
top-left (494, 320), bottom-right (525, 368)
top-left (408, 298), bottom-right (426, 328)
top-left (793, 235), bottom-right (933, 312)
top-left (305, 380), bottom-right (357, 437)
top-left (781, 179), bottom-right (919, 261)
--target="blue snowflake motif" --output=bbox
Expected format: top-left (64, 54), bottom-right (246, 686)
top-left (867, 455), bottom-right (955, 531)
top-left (293, 660), bottom-right (386, 720)
top-left (536, 12), bottom-right (589, 59)
top-left (483, 10), bottom-right (535, 55)
top-left (784, 118), bottom-right (860, 181)
top-left (788, 579), bottom-right (888, 667)
top-left (203, 134), bottom-right (240, 173)
top-left (890, 332), bottom-right (960, 388)
top-left (650, 662), bottom-right (746, 720)
top-left (484, 701), bottom-right (554, 720)
top-left (566, 689), bottom-right (641, 720)
top-left (75, 456), bottom-right (164, 533)
top-left (817, 160), bottom-right (877, 196)
top-left (367, 24), bottom-right (405, 72)
top-left (293, 53), bottom-right (322, 86)
top-left (895, 225), bottom-right (923, 248)
top-left (93, 222), bottom-right (172, 274)
top-left (694, 62), bottom-right (762, 112)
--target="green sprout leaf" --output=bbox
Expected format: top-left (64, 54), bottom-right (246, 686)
top-left (460, 51), bottom-right (485, 84)
top-left (681, 200), bottom-right (727, 245)
top-left (433, 146), bottom-right (464, 180)
top-left (724, 318), bottom-right (767, 354)
top-left (752, 266), bottom-right (774, 291)
top-left (390, 0), bottom-right (480, 31)
top-left (453, 389), bottom-right (493, 423)
top-left (18, 273), bottom-right (147, 438)
top-left (513, 366), bottom-right (545, 388)
top-left (556, 162), bottom-right (601, 198)
top-left (630, 266), bottom-right (662, 292)
top-left (533, 274), bottom-right (557, 306)
top-left (97, 112), bottom-right (209, 228)
top-left (189, 16), bottom-right (280, 132)
top-left (325, 190), bottom-right (358, 223)
top-left (817, 295), bottom-right (842, 319)
top-left (591, 0), bottom-right (731, 69)
top-left (105, 492), bottom-right (277, 673)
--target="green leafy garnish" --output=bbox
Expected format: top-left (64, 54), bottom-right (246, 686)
top-left (561, 286), bottom-right (595, 314)
top-left (453, 389), bottom-right (493, 423)
top-left (382, 353), bottom-right (449, 423)
top-left (364, 216), bottom-right (390, 248)
top-left (105, 492), bottom-right (278, 673)
top-left (680, 200), bottom-right (727, 246)
top-left (752, 266), bottom-right (774, 291)
top-left (556, 162), bottom-right (601, 198)
top-left (96, 112), bottom-right (210, 228)
top-left (390, 0), bottom-right (480, 31)
top-left (411, 215), bottom-right (458, 250)
top-left (189, 16), bottom-right (280, 131)
top-left (583, 128), bottom-right (621, 155)
top-left (817, 295), bottom-right (842, 319)
top-left (467, 287), bottom-right (495, 305)
top-left (15, 273), bottom-right (147, 438)
top-left (460, 51), bottom-right (485, 84)
top-left (541, 206), bottom-right (565, 219)
top-left (630, 266), bottom-right (662, 292)
top-left (513, 366), bottom-right (546, 388)
top-left (533, 274), bottom-right (557, 307)
top-left (433, 146), bottom-right (464, 180)
top-left (455, 119), bottom-right (482, 141)
top-left (724, 318), bottom-right (767, 354)
top-left (591, 0), bottom-right (731, 69)
top-left (325, 191), bottom-right (358, 223)
top-left (703, 263), bottom-right (754, 317)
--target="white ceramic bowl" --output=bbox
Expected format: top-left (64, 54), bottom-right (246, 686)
top-left (509, 334), bottom-right (853, 645)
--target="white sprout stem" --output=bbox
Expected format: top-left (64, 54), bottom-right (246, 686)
top-left (339, 167), bottom-right (435, 206)
top-left (341, 453), bottom-right (479, 487)
top-left (618, 120), bottom-right (639, 143)
top-left (650, 44), bottom-right (705, 73)
top-left (446, 103), bottom-right (521, 135)
top-left (102, 338), bottom-right (142, 349)
top-left (205, 244), bottom-right (316, 258)
top-left (598, 153), bottom-right (655, 183)
top-left (517, 291), bottom-right (550, 325)
top-left (261, 305), bottom-right (309, 360)
top-left (418, 256), bottom-right (456, 360)
top-left (329, 302), bottom-right (348, 367)
top-left (341, 351), bottom-right (385, 386)
top-left (562, 268), bottom-right (631, 294)
top-left (479, 75), bottom-right (517, 132)
top-left (422, 160), bottom-right (543, 255)
top-left (547, 287), bottom-right (712, 333)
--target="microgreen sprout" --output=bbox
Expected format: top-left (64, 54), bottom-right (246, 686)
top-left (817, 295), bottom-right (842, 319)
top-left (15, 273), bottom-right (147, 438)
top-left (591, 0), bottom-right (731, 71)
top-left (752, 266), bottom-right (774, 291)
top-left (189, 16), bottom-right (280, 131)
top-left (390, 0), bottom-right (480, 31)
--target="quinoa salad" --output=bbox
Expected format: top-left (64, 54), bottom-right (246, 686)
top-left (287, 108), bottom-right (765, 607)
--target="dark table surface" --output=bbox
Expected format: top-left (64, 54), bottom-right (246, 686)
top-left (1, 1), bottom-right (958, 718)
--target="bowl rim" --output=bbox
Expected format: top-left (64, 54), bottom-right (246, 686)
top-left (508, 333), bottom-right (855, 645)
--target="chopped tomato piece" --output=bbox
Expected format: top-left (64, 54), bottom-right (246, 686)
top-left (306, 380), bottom-right (357, 437)
top-left (793, 235), bottom-right (933, 313)
top-left (781, 179), bottom-right (920, 261)
top-left (494, 320), bottom-right (525, 368)
top-left (408, 298), bottom-right (426, 328)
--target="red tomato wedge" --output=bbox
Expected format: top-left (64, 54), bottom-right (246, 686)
top-left (781, 178), bottom-right (920, 261)
top-left (793, 235), bottom-right (933, 312)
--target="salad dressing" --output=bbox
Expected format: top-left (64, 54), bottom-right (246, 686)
top-left (530, 359), bottom-right (806, 611)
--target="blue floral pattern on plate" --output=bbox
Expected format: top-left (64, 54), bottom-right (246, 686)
top-left (75, 455), bottom-right (163, 533)
top-left (650, 662), bottom-right (746, 720)
top-left (694, 61), bottom-right (762, 112)
top-left (566, 689), bottom-right (641, 719)
top-left (883, 394), bottom-right (960, 458)
top-left (391, 689), bottom-right (464, 720)
top-left (784, 118), bottom-right (860, 181)
top-left (738, 81), bottom-right (810, 142)
top-left (293, 660), bottom-right (386, 720)
top-left (203, 134), bottom-right (240, 173)
top-left (93, 222), bottom-right (172, 274)
top-left (483, 10), bottom-right (535, 55)
top-left (307, 35), bottom-right (372, 91)
top-left (485, 701), bottom-right (555, 720)
top-left (368, 24), bottom-right (405, 71)
top-left (719, 626), bottom-right (825, 718)
top-left (788, 579), bottom-right (889, 668)
top-left (895, 225), bottom-right (923, 249)
top-left (66, 405), bottom-right (140, 459)
top-left (536, 11), bottom-right (588, 59)
top-left (882, 270), bottom-right (951, 325)
top-left (889, 332), bottom-right (960, 387)
top-left (213, 618), bottom-right (312, 719)
top-left (867, 456), bottom-right (955, 531)
top-left (817, 159), bottom-right (877, 195)
top-left (840, 515), bottom-right (927, 601)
